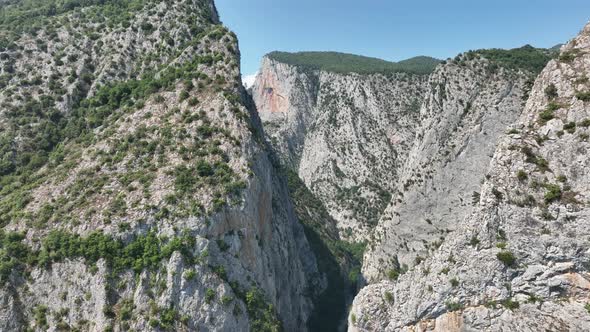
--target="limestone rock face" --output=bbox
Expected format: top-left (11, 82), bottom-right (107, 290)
top-left (363, 56), bottom-right (531, 281)
top-left (251, 56), bottom-right (430, 241)
top-left (0, 1), bottom-right (321, 331)
top-left (350, 22), bottom-right (590, 331)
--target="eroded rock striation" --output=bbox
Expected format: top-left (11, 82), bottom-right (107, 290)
top-left (363, 53), bottom-right (533, 281)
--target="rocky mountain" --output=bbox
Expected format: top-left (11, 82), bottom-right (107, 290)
top-left (0, 0), bottom-right (325, 331)
top-left (251, 52), bottom-right (439, 241)
top-left (362, 48), bottom-right (545, 282)
top-left (1, 0), bottom-right (587, 331)
top-left (350, 23), bottom-right (590, 331)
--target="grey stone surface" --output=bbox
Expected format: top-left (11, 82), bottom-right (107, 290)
top-left (350, 22), bottom-right (590, 332)
top-left (363, 55), bottom-right (531, 281)
top-left (251, 57), bottom-right (429, 241)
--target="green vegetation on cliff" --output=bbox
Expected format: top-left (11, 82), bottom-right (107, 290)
top-left (464, 45), bottom-right (556, 74)
top-left (0, 229), bottom-right (195, 283)
top-left (267, 51), bottom-right (441, 75)
top-left (0, 0), bottom-right (217, 40)
top-left (0, 0), bottom-right (281, 330)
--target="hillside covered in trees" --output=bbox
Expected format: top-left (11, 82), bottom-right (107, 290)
top-left (267, 51), bottom-right (441, 75)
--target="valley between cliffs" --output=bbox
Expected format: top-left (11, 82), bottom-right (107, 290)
top-left (249, 20), bottom-right (590, 332)
top-left (1, 0), bottom-right (589, 331)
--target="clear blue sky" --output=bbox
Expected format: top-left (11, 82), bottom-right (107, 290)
top-left (215, 0), bottom-right (590, 76)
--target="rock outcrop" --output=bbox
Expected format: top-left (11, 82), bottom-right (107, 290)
top-left (350, 22), bottom-right (590, 331)
top-left (363, 54), bottom-right (533, 281)
top-left (251, 54), bottom-right (433, 241)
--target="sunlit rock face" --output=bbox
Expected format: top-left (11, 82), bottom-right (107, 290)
top-left (252, 56), bottom-right (430, 242)
top-left (350, 22), bottom-right (590, 332)
top-left (363, 54), bottom-right (531, 282)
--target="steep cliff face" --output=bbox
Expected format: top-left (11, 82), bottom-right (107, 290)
top-left (251, 55), bottom-right (433, 241)
top-left (350, 23), bottom-right (590, 331)
top-left (0, 1), bottom-right (321, 331)
top-left (363, 54), bottom-right (533, 281)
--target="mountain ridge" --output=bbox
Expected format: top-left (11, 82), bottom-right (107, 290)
top-left (265, 51), bottom-right (441, 75)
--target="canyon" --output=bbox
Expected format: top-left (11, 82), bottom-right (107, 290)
top-left (0, 0), bottom-right (588, 331)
